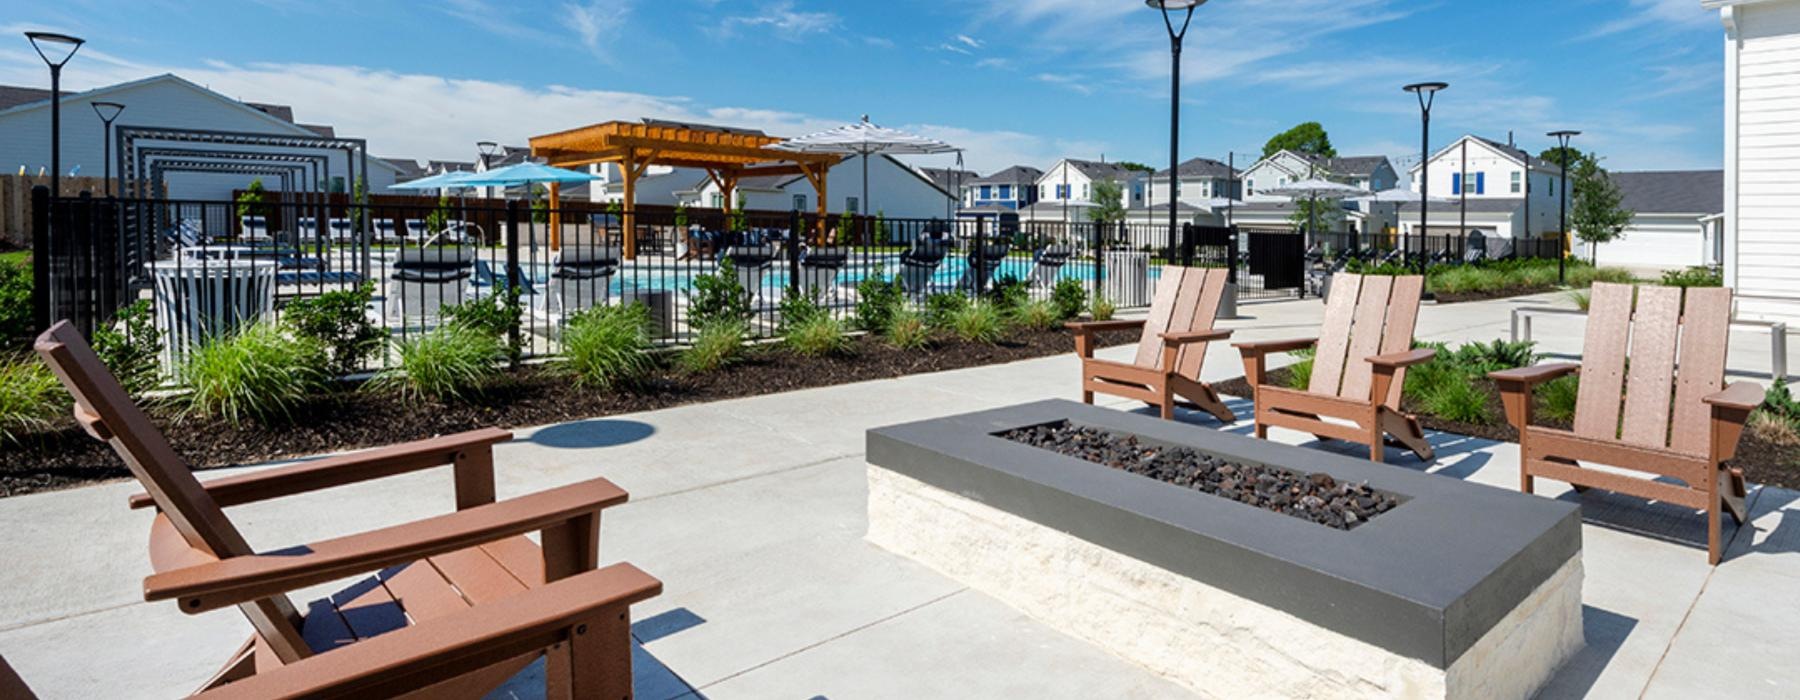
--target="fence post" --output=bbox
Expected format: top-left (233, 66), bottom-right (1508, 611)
top-left (30, 185), bottom-right (50, 334)
top-left (1226, 226), bottom-right (1241, 286)
top-left (788, 209), bottom-right (802, 299)
top-left (504, 199), bottom-right (522, 370)
top-left (1179, 223), bottom-right (1195, 267)
top-left (973, 217), bottom-right (987, 298)
top-left (1091, 220), bottom-right (1105, 308)
top-left (73, 192), bottom-right (95, 336)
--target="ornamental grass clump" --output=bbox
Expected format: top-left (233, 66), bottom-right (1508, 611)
top-left (886, 308), bottom-right (931, 350)
top-left (560, 304), bottom-right (655, 389)
top-left (1422, 376), bottom-right (1492, 424)
top-left (1538, 375), bottom-right (1580, 424)
top-left (923, 292), bottom-right (970, 331)
top-left (0, 355), bottom-right (66, 443)
top-left (785, 315), bottom-right (850, 357)
top-left (1012, 299), bottom-right (1061, 332)
top-left (950, 302), bottom-right (1005, 345)
top-left (1090, 295), bottom-right (1116, 321)
top-left (680, 319), bottom-right (746, 373)
top-left (182, 322), bottom-right (329, 424)
top-left (370, 325), bottom-right (502, 403)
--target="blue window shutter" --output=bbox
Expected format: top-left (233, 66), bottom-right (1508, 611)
top-left (1476, 172), bottom-right (1485, 195)
top-left (1452, 172), bottom-right (1461, 194)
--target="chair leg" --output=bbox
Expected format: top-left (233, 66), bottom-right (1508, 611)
top-left (1708, 498), bottom-right (1724, 566)
top-left (1081, 389), bottom-right (1094, 405)
top-left (1159, 392), bottom-right (1175, 421)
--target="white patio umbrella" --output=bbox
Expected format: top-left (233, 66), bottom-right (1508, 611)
top-left (770, 115), bottom-right (958, 218)
top-left (1348, 186), bottom-right (1456, 204)
top-left (1260, 179), bottom-right (1372, 239)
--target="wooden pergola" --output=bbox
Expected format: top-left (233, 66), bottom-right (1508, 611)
top-left (529, 120), bottom-right (842, 259)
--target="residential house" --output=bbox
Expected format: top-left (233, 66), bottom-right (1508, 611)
top-left (677, 154), bottom-right (956, 221)
top-left (1021, 159), bottom-right (1146, 223)
top-left (1396, 135), bottom-right (1566, 241)
top-left (1131, 157), bottom-right (1239, 226)
top-left (1709, 0), bottom-right (1800, 325)
top-left (1587, 170), bottom-right (1724, 273)
top-left (959, 165), bottom-right (1041, 220)
top-left (0, 73), bottom-right (404, 201)
top-left (1229, 151), bottom-right (1398, 234)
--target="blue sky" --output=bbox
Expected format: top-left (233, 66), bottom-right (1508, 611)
top-left (3, 0), bottom-right (1726, 175)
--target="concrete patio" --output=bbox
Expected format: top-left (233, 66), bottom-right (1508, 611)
top-left (1, 290), bottom-right (1795, 699)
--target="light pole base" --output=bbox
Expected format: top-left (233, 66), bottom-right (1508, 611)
top-left (1218, 283), bottom-right (1238, 320)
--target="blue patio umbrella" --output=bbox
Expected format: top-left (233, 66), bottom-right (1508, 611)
top-left (455, 161), bottom-right (599, 188)
top-left (388, 169), bottom-right (479, 191)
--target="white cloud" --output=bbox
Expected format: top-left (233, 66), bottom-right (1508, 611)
top-left (1034, 73), bottom-right (1093, 96)
top-left (937, 43), bottom-right (973, 56)
top-left (1582, 0), bottom-right (1716, 40)
top-left (956, 35), bottom-right (983, 50)
top-left (565, 0), bottom-right (633, 62)
top-left (719, 1), bottom-right (840, 39)
top-left (863, 36), bottom-right (896, 48)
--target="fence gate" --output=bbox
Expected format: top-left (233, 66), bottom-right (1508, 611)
top-left (33, 189), bottom-right (129, 339)
top-left (1245, 231), bottom-right (1306, 297)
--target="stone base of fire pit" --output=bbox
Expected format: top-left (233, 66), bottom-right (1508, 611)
top-left (866, 400), bottom-right (1583, 700)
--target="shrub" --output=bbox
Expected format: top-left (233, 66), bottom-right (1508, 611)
top-left (92, 300), bottom-right (163, 396)
top-left (559, 304), bottom-right (654, 389)
top-left (854, 267), bottom-right (905, 332)
top-left (0, 355), bottom-right (66, 443)
top-left (1568, 265), bottom-right (1635, 288)
top-left (1284, 347), bottom-right (1316, 391)
top-left (924, 292), bottom-right (971, 330)
top-left (1013, 300), bottom-right (1061, 332)
top-left (1423, 377), bottom-right (1492, 424)
top-left (785, 315), bottom-right (850, 357)
top-left (886, 308), bottom-right (931, 350)
top-left (1538, 375), bottom-right (1580, 424)
top-left (1401, 342), bottom-right (1454, 401)
top-left (1450, 339), bottom-right (1538, 374)
top-left (1090, 295), bottom-right (1116, 321)
top-left (1659, 266), bottom-right (1723, 288)
top-left (284, 283), bottom-right (383, 376)
top-left (1566, 289), bottom-right (1592, 312)
top-left (778, 288), bottom-right (827, 332)
top-left (370, 325), bottom-right (502, 403)
top-left (680, 319), bottom-right (745, 373)
top-left (1050, 279), bottom-right (1087, 320)
top-left (0, 257), bottom-right (31, 350)
top-left (985, 274), bottom-right (1028, 313)
top-left (442, 294), bottom-right (517, 342)
top-left (689, 259), bottom-right (750, 330)
top-left (182, 322), bottom-right (328, 424)
top-left (950, 302), bottom-right (1005, 344)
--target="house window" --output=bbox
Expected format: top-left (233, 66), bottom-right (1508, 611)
top-left (1510, 171), bottom-right (1522, 194)
top-left (999, 184), bottom-right (1012, 200)
top-left (710, 193), bottom-right (724, 208)
top-left (792, 194), bottom-right (808, 211)
top-left (846, 197), bottom-right (860, 214)
top-left (1082, 183), bottom-right (1090, 198)
top-left (1246, 179), bottom-right (1255, 195)
top-left (1056, 184), bottom-right (1070, 199)
top-left (979, 185), bottom-right (993, 200)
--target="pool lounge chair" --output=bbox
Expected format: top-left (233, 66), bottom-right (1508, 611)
top-left (1028, 246), bottom-right (1074, 288)
top-left (723, 244), bottom-right (779, 307)
top-left (33, 321), bottom-right (661, 698)
top-left (956, 242), bottom-right (1012, 292)
top-left (545, 245), bottom-right (622, 321)
top-left (800, 246), bottom-right (849, 300)
top-left (1490, 283), bottom-right (1760, 564)
top-left (388, 246), bottom-right (474, 327)
top-left (1070, 266), bottom-right (1235, 422)
top-left (898, 238), bottom-right (952, 297)
top-left (373, 218), bottom-right (401, 244)
top-left (238, 215), bottom-right (270, 242)
top-left (328, 218), bottom-right (354, 243)
top-left (296, 217), bottom-right (322, 244)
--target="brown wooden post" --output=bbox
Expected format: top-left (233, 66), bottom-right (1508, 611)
top-left (621, 151), bottom-right (637, 261)
top-left (547, 181), bottom-right (562, 251)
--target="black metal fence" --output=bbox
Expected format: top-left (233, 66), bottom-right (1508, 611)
top-left (34, 190), bottom-right (1323, 373)
top-left (1312, 230), bottom-right (1564, 265)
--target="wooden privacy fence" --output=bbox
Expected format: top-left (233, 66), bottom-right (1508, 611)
top-left (0, 175), bottom-right (117, 248)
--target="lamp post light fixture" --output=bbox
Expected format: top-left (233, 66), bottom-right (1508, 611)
top-left (476, 140), bottom-right (499, 198)
top-left (1149, 0), bottom-right (1207, 257)
top-left (91, 101), bottom-right (124, 197)
top-left (1547, 129), bottom-right (1580, 284)
top-left (1403, 81), bottom-right (1448, 276)
top-left (26, 32), bottom-right (85, 200)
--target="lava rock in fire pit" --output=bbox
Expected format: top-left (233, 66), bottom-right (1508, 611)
top-left (1000, 421), bottom-right (1400, 530)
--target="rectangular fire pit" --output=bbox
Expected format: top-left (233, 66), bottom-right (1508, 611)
top-left (867, 400), bottom-right (1583, 700)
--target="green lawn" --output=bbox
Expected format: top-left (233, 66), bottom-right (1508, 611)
top-left (0, 251), bottom-right (27, 266)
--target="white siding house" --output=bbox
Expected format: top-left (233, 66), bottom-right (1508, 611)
top-left (678, 154), bottom-right (955, 219)
top-left (1589, 170), bottom-right (1725, 273)
top-left (1022, 159), bottom-right (1146, 222)
top-left (0, 74), bottom-right (402, 201)
top-left (1401, 135), bottom-right (1565, 241)
top-left (1710, 0), bottom-right (1800, 325)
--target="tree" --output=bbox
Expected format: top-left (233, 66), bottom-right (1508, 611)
top-left (235, 179), bottom-right (267, 220)
top-left (530, 183), bottom-right (549, 224)
top-left (1089, 179), bottom-right (1126, 223)
top-left (1287, 198), bottom-right (1344, 235)
top-left (1115, 161), bottom-right (1155, 173)
top-left (1568, 154), bottom-right (1633, 262)
top-left (1537, 146), bottom-right (1587, 172)
top-left (1263, 122), bottom-right (1337, 159)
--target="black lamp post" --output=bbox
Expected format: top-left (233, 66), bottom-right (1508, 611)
top-left (91, 101), bottom-right (124, 197)
top-left (1149, 0), bottom-right (1207, 257)
top-left (26, 32), bottom-right (85, 199)
top-left (476, 140), bottom-right (499, 198)
top-left (1547, 130), bottom-right (1580, 284)
top-left (1403, 81), bottom-right (1448, 275)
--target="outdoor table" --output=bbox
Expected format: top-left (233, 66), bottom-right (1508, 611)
top-left (150, 258), bottom-right (277, 374)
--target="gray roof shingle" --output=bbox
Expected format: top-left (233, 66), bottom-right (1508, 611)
top-left (1066, 159), bottom-right (1140, 182)
top-left (0, 85), bottom-right (51, 111)
top-left (970, 165), bottom-right (1042, 186)
top-left (1609, 170), bottom-right (1723, 214)
top-left (1153, 158), bottom-right (1237, 180)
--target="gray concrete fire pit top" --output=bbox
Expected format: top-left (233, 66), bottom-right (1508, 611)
top-left (867, 400), bottom-right (1582, 668)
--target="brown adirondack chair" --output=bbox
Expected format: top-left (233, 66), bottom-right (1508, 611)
top-left (1236, 273), bottom-right (1436, 462)
top-left (1489, 283), bottom-right (1761, 565)
top-left (33, 321), bottom-right (661, 698)
top-left (1069, 266), bottom-right (1235, 422)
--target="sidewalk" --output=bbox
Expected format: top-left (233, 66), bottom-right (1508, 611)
top-left (0, 291), bottom-right (1794, 699)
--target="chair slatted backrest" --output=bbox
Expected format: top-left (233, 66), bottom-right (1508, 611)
top-left (1131, 266), bottom-right (1229, 376)
top-left (1574, 283), bottom-right (1733, 457)
top-left (33, 322), bottom-right (313, 662)
top-left (1309, 273), bottom-right (1424, 408)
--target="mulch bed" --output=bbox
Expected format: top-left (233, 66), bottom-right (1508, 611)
top-left (0, 328), bottom-right (1138, 498)
top-left (1430, 285), bottom-right (1560, 304)
top-left (1214, 368), bottom-right (1800, 491)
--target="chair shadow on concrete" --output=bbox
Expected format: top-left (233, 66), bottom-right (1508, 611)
top-left (1535, 606), bottom-right (1640, 700)
top-left (1554, 481), bottom-right (1762, 561)
top-left (489, 607), bottom-right (710, 700)
top-left (527, 419), bottom-right (657, 450)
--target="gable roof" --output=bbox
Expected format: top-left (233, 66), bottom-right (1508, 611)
top-left (1313, 155), bottom-right (1390, 178)
top-left (1410, 135), bottom-right (1558, 174)
top-left (915, 166), bottom-right (968, 194)
top-left (0, 85), bottom-right (51, 111)
top-left (1153, 157), bottom-right (1237, 180)
top-left (427, 159), bottom-right (476, 173)
top-left (1609, 170), bottom-right (1724, 215)
top-left (969, 165), bottom-right (1042, 186)
top-left (1068, 159), bottom-right (1141, 182)
top-left (382, 158), bottom-right (427, 181)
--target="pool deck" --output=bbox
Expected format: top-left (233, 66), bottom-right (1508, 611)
top-left (1, 290), bottom-right (1796, 698)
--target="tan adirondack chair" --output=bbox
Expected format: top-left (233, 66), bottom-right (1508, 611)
top-left (1069, 266), bottom-right (1235, 422)
top-left (1236, 273), bottom-right (1437, 462)
top-left (34, 321), bottom-right (661, 698)
top-left (1489, 283), bottom-right (1761, 565)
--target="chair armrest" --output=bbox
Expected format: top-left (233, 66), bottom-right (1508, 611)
top-left (1160, 329), bottom-right (1233, 345)
top-left (129, 428), bottom-right (512, 510)
top-left (190, 563), bottom-right (662, 700)
top-left (1705, 381), bottom-right (1765, 412)
top-left (1488, 363), bottom-right (1580, 386)
top-left (145, 477), bottom-right (628, 614)
top-left (1367, 348), bottom-right (1437, 368)
top-left (1233, 337), bottom-right (1317, 355)
top-left (1065, 319), bottom-right (1146, 333)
